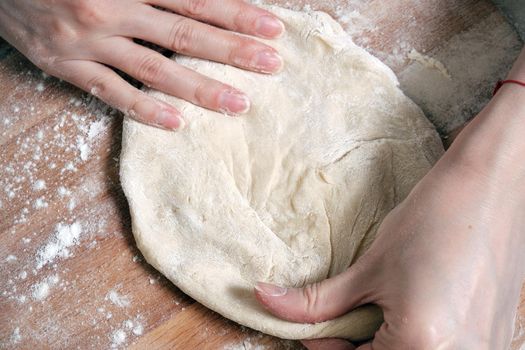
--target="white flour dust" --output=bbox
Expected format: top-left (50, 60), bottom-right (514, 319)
top-left (36, 222), bottom-right (83, 270)
top-left (106, 289), bottom-right (131, 308)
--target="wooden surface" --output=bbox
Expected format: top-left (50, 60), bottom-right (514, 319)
top-left (1, 0), bottom-right (524, 349)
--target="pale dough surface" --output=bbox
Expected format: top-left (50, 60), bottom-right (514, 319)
top-left (120, 6), bottom-right (444, 340)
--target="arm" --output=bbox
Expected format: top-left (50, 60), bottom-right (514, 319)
top-left (449, 48), bottom-right (525, 192)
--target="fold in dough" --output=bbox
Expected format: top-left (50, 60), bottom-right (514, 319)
top-left (120, 6), bottom-right (444, 341)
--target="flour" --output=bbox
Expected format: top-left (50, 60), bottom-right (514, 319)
top-left (110, 329), bottom-right (126, 348)
top-left (108, 318), bottom-right (144, 349)
top-left (131, 323), bottom-right (143, 336)
top-left (32, 179), bottom-right (46, 191)
top-left (224, 342), bottom-right (268, 350)
top-left (35, 82), bottom-right (45, 92)
top-left (57, 186), bottom-right (71, 197)
top-left (106, 289), bottom-right (131, 308)
top-left (77, 136), bottom-right (91, 161)
top-left (33, 197), bottom-right (48, 209)
top-left (400, 12), bottom-right (522, 133)
top-left (36, 222), bottom-right (83, 269)
top-left (10, 327), bottom-right (21, 344)
top-left (5, 255), bottom-right (17, 262)
top-left (407, 49), bottom-right (451, 80)
top-left (31, 275), bottom-right (60, 301)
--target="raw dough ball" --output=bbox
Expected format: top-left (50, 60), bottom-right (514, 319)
top-left (120, 6), bottom-right (443, 340)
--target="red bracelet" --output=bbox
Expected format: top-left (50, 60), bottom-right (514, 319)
top-left (493, 79), bottom-right (525, 96)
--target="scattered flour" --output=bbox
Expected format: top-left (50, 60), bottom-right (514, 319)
top-left (33, 197), bottom-right (48, 209)
top-left (31, 275), bottom-right (60, 301)
top-left (407, 49), bottom-right (452, 80)
top-left (57, 186), bottom-right (71, 197)
top-left (399, 12), bottom-right (522, 133)
top-left (77, 136), bottom-right (91, 161)
top-left (87, 120), bottom-right (107, 140)
top-left (132, 323), bottom-right (144, 336)
top-left (36, 222), bottom-right (83, 269)
top-left (124, 319), bottom-right (144, 336)
top-left (5, 255), bottom-right (17, 262)
top-left (32, 179), bottom-right (46, 191)
top-left (110, 329), bottom-right (127, 348)
top-left (35, 82), bottom-right (45, 92)
top-left (106, 289), bottom-right (131, 308)
top-left (223, 338), bottom-right (269, 350)
top-left (10, 327), bottom-right (21, 344)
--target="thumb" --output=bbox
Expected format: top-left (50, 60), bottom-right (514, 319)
top-left (254, 263), bottom-right (372, 324)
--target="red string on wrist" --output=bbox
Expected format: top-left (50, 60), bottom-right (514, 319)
top-left (493, 79), bottom-right (525, 96)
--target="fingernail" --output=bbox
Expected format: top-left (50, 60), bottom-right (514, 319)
top-left (219, 90), bottom-right (251, 114)
top-left (156, 108), bottom-right (185, 130)
top-left (252, 50), bottom-right (283, 73)
top-left (255, 15), bottom-right (285, 38)
top-left (255, 282), bottom-right (287, 297)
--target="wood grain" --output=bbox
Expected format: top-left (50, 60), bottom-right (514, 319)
top-left (0, 1), bottom-right (523, 349)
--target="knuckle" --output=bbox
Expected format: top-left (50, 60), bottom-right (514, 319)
top-left (48, 18), bottom-right (80, 43)
top-left (185, 0), bottom-right (208, 17)
top-left (399, 314), bottom-right (452, 349)
top-left (70, 0), bottom-right (108, 27)
top-left (228, 38), bottom-right (259, 66)
top-left (85, 75), bottom-right (108, 98)
top-left (232, 4), bottom-right (250, 31)
top-left (169, 19), bottom-right (195, 53)
top-left (129, 98), bottom-right (154, 123)
top-left (302, 283), bottom-right (323, 322)
top-left (135, 54), bottom-right (165, 87)
top-left (193, 81), bottom-right (209, 106)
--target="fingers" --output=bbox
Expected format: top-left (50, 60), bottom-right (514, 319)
top-left (57, 60), bottom-right (184, 130)
top-left (126, 6), bottom-right (283, 74)
top-left (254, 264), bottom-right (372, 324)
top-left (97, 38), bottom-right (250, 115)
top-left (302, 339), bottom-right (356, 350)
top-left (147, 0), bottom-right (285, 39)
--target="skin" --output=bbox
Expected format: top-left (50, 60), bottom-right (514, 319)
top-left (254, 48), bottom-right (525, 349)
top-left (0, 0), bottom-right (285, 130)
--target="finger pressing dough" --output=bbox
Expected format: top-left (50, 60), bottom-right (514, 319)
top-left (120, 6), bottom-right (444, 341)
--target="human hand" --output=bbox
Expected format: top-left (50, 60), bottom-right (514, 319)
top-left (0, 0), bottom-right (284, 129)
top-left (254, 137), bottom-right (525, 349)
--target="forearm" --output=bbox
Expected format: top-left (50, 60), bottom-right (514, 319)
top-left (445, 48), bottom-right (525, 195)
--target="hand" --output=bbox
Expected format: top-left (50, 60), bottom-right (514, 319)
top-left (254, 48), bottom-right (525, 348)
top-left (255, 157), bottom-right (525, 349)
top-left (0, 0), bottom-right (284, 129)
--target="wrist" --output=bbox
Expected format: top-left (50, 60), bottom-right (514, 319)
top-left (443, 81), bottom-right (525, 201)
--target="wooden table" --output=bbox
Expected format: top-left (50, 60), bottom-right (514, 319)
top-left (1, 1), bottom-right (524, 349)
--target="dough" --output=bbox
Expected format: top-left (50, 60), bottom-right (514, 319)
top-left (120, 6), bottom-right (444, 340)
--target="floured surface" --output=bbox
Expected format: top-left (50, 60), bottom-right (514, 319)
top-left (1, 0), bottom-right (524, 349)
top-left (120, 6), bottom-right (443, 340)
